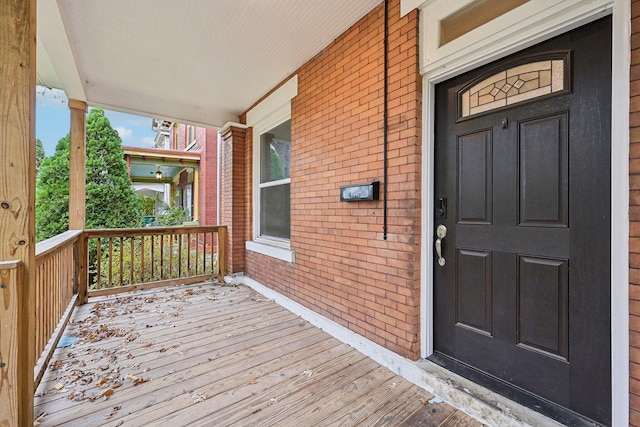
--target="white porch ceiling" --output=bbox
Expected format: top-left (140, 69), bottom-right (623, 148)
top-left (37, 0), bottom-right (382, 128)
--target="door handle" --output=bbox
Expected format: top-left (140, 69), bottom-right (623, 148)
top-left (435, 224), bottom-right (447, 266)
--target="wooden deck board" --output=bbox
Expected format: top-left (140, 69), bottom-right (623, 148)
top-left (34, 283), bottom-right (483, 426)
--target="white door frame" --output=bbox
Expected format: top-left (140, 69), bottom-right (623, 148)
top-left (407, 0), bottom-right (630, 425)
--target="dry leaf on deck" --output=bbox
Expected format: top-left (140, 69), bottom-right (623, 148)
top-left (103, 405), bottom-right (122, 419)
top-left (191, 392), bottom-right (207, 403)
top-left (53, 383), bottom-right (64, 390)
top-left (96, 376), bottom-right (109, 387)
top-left (33, 412), bottom-right (46, 426)
top-left (126, 374), bottom-right (148, 385)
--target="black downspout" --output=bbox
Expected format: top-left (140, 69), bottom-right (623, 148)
top-left (383, 0), bottom-right (389, 240)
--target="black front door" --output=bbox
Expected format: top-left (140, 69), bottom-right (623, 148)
top-left (433, 17), bottom-right (611, 425)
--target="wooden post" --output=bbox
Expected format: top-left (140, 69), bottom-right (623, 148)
top-left (0, 261), bottom-right (29, 425)
top-left (193, 168), bottom-right (200, 222)
top-left (75, 233), bottom-right (88, 305)
top-left (217, 226), bottom-right (227, 281)
top-left (0, 0), bottom-right (36, 425)
top-left (69, 99), bottom-right (87, 230)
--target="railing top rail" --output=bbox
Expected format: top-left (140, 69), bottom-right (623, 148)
top-left (35, 229), bottom-right (83, 262)
top-left (0, 260), bottom-right (22, 269)
top-left (84, 225), bottom-right (225, 238)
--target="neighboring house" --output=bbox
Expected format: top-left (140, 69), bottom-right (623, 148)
top-left (125, 120), bottom-right (219, 226)
top-left (167, 122), bottom-right (219, 226)
top-left (5, 0), bottom-right (636, 425)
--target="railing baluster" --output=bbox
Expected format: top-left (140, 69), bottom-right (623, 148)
top-left (160, 233), bottom-right (165, 280)
top-left (202, 232), bottom-right (208, 275)
top-left (195, 232), bottom-right (200, 275)
top-left (178, 234), bottom-right (183, 277)
top-left (187, 233), bottom-right (191, 275)
top-left (150, 235), bottom-right (155, 281)
top-left (169, 233), bottom-right (174, 279)
top-left (130, 236), bottom-right (134, 286)
top-left (140, 235), bottom-right (145, 283)
top-left (108, 237), bottom-right (113, 288)
top-left (96, 238), bottom-right (102, 289)
top-left (119, 236), bottom-right (124, 287)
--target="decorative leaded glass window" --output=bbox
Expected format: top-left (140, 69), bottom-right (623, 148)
top-left (458, 52), bottom-right (570, 119)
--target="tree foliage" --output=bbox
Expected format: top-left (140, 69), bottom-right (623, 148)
top-left (84, 109), bottom-right (142, 230)
top-left (138, 194), bottom-right (157, 216)
top-left (36, 138), bottom-right (45, 174)
top-left (36, 108), bottom-right (142, 241)
top-left (36, 136), bottom-right (70, 241)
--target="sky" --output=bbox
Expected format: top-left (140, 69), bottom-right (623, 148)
top-left (36, 86), bottom-right (157, 156)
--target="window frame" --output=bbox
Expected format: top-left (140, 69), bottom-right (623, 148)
top-left (256, 117), bottom-right (291, 242)
top-left (246, 76), bottom-right (297, 263)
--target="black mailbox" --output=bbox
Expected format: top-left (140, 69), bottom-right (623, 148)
top-left (340, 181), bottom-right (379, 202)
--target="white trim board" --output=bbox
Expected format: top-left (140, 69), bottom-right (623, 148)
top-left (410, 0), bottom-right (629, 425)
top-left (227, 274), bottom-right (563, 426)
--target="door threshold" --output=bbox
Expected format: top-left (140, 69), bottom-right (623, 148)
top-left (414, 357), bottom-right (600, 426)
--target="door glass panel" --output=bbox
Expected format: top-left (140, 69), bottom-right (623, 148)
top-left (459, 53), bottom-right (569, 119)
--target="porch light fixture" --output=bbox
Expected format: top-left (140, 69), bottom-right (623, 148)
top-left (155, 169), bottom-right (163, 179)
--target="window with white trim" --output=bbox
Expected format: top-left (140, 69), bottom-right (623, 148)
top-left (258, 119), bottom-right (291, 240)
top-left (246, 75), bottom-right (297, 262)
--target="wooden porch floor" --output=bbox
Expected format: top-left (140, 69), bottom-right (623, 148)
top-left (34, 283), bottom-right (483, 426)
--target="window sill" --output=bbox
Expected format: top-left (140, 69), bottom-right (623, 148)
top-left (246, 240), bottom-right (295, 263)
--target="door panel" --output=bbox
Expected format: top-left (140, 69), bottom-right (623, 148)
top-left (517, 255), bottom-right (568, 360)
top-left (433, 17), bottom-right (611, 425)
top-left (457, 131), bottom-right (492, 224)
top-left (518, 113), bottom-right (568, 226)
top-left (456, 249), bottom-right (492, 334)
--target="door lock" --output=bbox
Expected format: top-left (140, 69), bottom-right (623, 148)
top-left (435, 224), bottom-right (447, 266)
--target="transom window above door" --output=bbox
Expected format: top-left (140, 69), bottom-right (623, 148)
top-left (458, 52), bottom-right (570, 119)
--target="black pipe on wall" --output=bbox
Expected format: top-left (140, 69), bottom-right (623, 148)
top-left (383, 0), bottom-right (389, 240)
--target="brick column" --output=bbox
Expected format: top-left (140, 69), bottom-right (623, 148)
top-left (220, 123), bottom-right (249, 275)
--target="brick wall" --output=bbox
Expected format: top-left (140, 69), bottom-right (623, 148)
top-left (241, 0), bottom-right (422, 359)
top-left (632, 1), bottom-right (640, 424)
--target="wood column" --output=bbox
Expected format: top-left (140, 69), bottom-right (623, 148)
top-left (193, 168), bottom-right (200, 222)
top-left (69, 99), bottom-right (87, 230)
top-left (0, 0), bottom-right (36, 425)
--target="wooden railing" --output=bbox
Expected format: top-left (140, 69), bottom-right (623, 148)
top-left (33, 230), bottom-right (83, 385)
top-left (84, 226), bottom-right (226, 298)
top-left (29, 225), bottom-right (226, 388)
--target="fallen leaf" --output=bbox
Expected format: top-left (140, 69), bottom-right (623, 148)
top-left (103, 405), bottom-right (122, 419)
top-left (96, 376), bottom-right (109, 387)
top-left (191, 392), bottom-right (207, 403)
top-left (67, 389), bottom-right (85, 401)
top-left (249, 379), bottom-right (259, 385)
top-left (34, 412), bottom-right (46, 426)
top-left (102, 388), bottom-right (114, 397)
top-left (53, 383), bottom-right (64, 390)
top-left (126, 374), bottom-right (148, 385)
